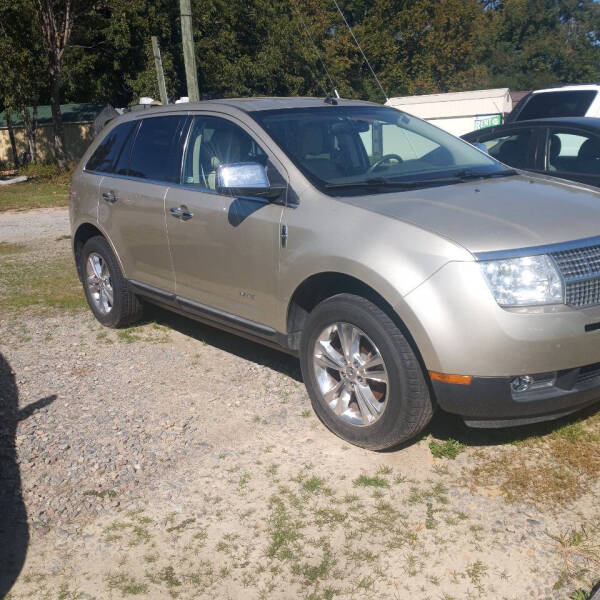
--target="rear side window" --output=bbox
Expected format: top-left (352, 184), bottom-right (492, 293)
top-left (476, 129), bottom-right (534, 169)
top-left (86, 121), bottom-right (135, 173)
top-left (128, 116), bottom-right (186, 183)
top-left (546, 128), bottom-right (600, 174)
top-left (517, 91), bottom-right (597, 121)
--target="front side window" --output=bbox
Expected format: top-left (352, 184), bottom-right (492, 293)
top-left (86, 121), bottom-right (135, 173)
top-left (517, 91), bottom-right (597, 121)
top-left (128, 116), bottom-right (186, 183)
top-left (250, 106), bottom-right (510, 195)
top-left (546, 128), bottom-right (600, 175)
top-left (477, 129), bottom-right (534, 169)
top-left (182, 116), bottom-right (271, 191)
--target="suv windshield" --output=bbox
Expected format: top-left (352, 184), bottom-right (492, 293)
top-left (251, 105), bottom-right (510, 195)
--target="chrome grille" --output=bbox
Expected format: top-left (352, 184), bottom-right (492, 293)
top-left (551, 244), bottom-right (600, 307)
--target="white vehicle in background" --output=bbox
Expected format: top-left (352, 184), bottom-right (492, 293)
top-left (507, 84), bottom-right (600, 122)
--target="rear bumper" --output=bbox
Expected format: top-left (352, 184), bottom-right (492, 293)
top-left (433, 362), bottom-right (600, 428)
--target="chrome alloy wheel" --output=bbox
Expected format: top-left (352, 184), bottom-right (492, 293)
top-left (85, 252), bottom-right (114, 315)
top-left (313, 322), bottom-right (389, 427)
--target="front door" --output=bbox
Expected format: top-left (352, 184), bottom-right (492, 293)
top-left (165, 114), bottom-right (286, 328)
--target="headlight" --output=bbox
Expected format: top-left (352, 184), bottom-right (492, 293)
top-left (480, 255), bottom-right (563, 306)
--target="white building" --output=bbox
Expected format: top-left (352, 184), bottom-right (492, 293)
top-left (386, 88), bottom-right (513, 136)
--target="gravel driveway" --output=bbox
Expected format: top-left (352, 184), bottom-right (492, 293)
top-left (1, 207), bottom-right (599, 600)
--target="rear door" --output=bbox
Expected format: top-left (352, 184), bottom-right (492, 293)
top-left (97, 114), bottom-right (188, 292)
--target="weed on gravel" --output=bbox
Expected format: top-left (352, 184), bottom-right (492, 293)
top-left (466, 411), bottom-right (600, 505)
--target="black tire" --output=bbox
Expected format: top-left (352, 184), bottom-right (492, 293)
top-left (79, 236), bottom-right (143, 328)
top-left (299, 293), bottom-right (433, 450)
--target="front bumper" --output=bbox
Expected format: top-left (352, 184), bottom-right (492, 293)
top-left (432, 361), bottom-right (600, 427)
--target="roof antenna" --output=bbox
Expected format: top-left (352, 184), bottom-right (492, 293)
top-left (291, 0), bottom-right (340, 99)
top-left (331, 0), bottom-right (388, 103)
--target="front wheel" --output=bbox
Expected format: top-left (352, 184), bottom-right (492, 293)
top-left (299, 294), bottom-right (433, 450)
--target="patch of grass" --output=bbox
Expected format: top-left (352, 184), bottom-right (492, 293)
top-left (300, 410), bottom-right (311, 418)
top-left (551, 522), bottom-right (600, 594)
top-left (0, 242), bottom-right (26, 255)
top-left (0, 252), bottom-right (84, 313)
top-left (0, 178), bottom-right (69, 212)
top-left (314, 507), bottom-right (347, 527)
top-left (166, 517), bottom-right (196, 533)
top-left (291, 543), bottom-right (336, 587)
top-left (105, 572), bottom-right (148, 595)
top-left (353, 474), bottom-right (389, 488)
top-left (146, 565), bottom-right (181, 588)
top-left (302, 476), bottom-right (333, 495)
top-left (116, 323), bottom-right (170, 344)
top-left (467, 413), bottom-right (600, 505)
top-left (266, 496), bottom-right (304, 560)
top-left (466, 560), bottom-right (488, 586)
top-left (429, 438), bottom-right (466, 459)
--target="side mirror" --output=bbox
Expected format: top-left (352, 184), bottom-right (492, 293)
top-left (216, 162), bottom-right (281, 200)
top-left (472, 142), bottom-right (489, 154)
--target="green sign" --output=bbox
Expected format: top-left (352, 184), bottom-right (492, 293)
top-left (474, 114), bottom-right (502, 130)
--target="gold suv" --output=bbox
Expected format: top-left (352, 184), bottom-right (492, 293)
top-left (71, 97), bottom-right (600, 449)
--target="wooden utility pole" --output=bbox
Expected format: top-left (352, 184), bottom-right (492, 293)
top-left (179, 0), bottom-right (199, 102)
top-left (151, 36), bottom-right (168, 105)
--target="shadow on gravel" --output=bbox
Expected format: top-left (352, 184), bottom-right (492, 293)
top-left (143, 304), bottom-right (303, 382)
top-left (125, 306), bottom-right (600, 453)
top-left (0, 353), bottom-right (56, 598)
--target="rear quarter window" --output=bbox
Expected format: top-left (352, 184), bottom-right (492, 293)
top-left (86, 121), bottom-right (136, 173)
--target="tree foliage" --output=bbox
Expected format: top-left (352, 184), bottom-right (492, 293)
top-left (2, 0), bottom-right (600, 132)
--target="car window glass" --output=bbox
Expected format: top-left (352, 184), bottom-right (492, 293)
top-left (252, 106), bottom-right (505, 196)
top-left (477, 130), bottom-right (533, 169)
top-left (182, 116), bottom-right (277, 191)
top-left (375, 125), bottom-right (440, 162)
top-left (546, 129), bottom-right (600, 175)
top-left (113, 122), bottom-right (138, 176)
top-left (518, 91), bottom-right (597, 120)
top-left (129, 116), bottom-right (186, 183)
top-left (86, 121), bottom-right (135, 173)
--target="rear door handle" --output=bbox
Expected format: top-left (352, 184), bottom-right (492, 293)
top-left (170, 206), bottom-right (194, 221)
top-left (102, 191), bottom-right (117, 203)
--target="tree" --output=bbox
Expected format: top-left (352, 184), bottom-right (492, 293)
top-left (481, 0), bottom-right (600, 89)
top-left (32, 0), bottom-right (80, 166)
top-left (0, 0), bottom-right (47, 166)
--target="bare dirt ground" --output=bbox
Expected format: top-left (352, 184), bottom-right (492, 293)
top-left (1, 207), bottom-right (600, 600)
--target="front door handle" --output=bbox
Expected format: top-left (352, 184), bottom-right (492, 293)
top-left (170, 206), bottom-right (194, 221)
top-left (102, 191), bottom-right (117, 203)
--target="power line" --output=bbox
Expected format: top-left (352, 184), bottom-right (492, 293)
top-left (291, 0), bottom-right (339, 98)
top-left (331, 0), bottom-right (388, 102)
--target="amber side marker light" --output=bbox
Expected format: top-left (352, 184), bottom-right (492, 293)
top-left (429, 371), bottom-right (473, 385)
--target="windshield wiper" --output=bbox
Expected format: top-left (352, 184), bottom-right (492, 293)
top-left (324, 177), bottom-right (464, 190)
top-left (453, 169), bottom-right (518, 180)
top-left (324, 169), bottom-right (520, 191)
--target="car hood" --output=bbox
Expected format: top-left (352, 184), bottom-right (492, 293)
top-left (337, 173), bottom-right (600, 255)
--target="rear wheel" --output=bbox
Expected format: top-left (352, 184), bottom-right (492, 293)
top-left (300, 294), bottom-right (433, 450)
top-left (80, 236), bottom-right (143, 328)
